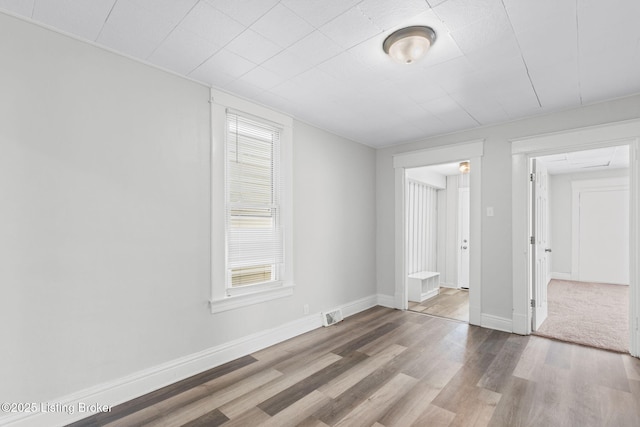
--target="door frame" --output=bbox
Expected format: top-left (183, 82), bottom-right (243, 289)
top-left (457, 187), bottom-right (470, 288)
top-left (511, 119), bottom-right (640, 357)
top-left (394, 140), bottom-right (483, 326)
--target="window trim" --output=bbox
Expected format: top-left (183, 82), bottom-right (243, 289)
top-left (209, 89), bottom-right (294, 313)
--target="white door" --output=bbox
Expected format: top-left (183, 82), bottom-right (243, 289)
top-left (458, 187), bottom-right (470, 288)
top-left (532, 159), bottom-right (550, 330)
top-left (578, 189), bottom-right (629, 285)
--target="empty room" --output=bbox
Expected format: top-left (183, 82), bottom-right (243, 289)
top-left (1, 1), bottom-right (639, 427)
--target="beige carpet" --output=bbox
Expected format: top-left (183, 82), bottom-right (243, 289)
top-left (535, 279), bottom-right (629, 353)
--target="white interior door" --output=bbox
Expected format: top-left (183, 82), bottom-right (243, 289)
top-left (578, 188), bottom-right (629, 285)
top-left (458, 187), bottom-right (470, 288)
top-left (532, 159), bottom-right (550, 330)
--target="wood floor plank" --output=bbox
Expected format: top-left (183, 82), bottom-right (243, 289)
top-left (410, 403), bottom-right (456, 427)
top-left (409, 288), bottom-right (469, 322)
top-left (543, 339), bottom-right (572, 370)
top-left (218, 407), bottom-right (270, 427)
top-left (487, 376), bottom-right (539, 427)
top-left (257, 351), bottom-right (368, 416)
top-left (147, 368), bottom-right (282, 427)
top-left (358, 320), bottom-right (421, 356)
top-left (219, 352), bottom-right (341, 419)
top-left (512, 335), bottom-right (551, 381)
top-left (257, 390), bottom-right (330, 427)
top-left (69, 307), bottom-right (640, 427)
top-left (595, 350), bottom-right (631, 392)
top-left (377, 381), bottom-right (440, 427)
top-left (180, 408), bottom-right (229, 427)
top-left (329, 322), bottom-right (401, 357)
top-left (595, 384), bottom-right (640, 427)
top-left (431, 350), bottom-right (499, 412)
top-left (448, 387), bottom-right (501, 427)
top-left (318, 343), bottom-right (407, 398)
top-left (622, 354), bottom-right (640, 381)
top-left (477, 335), bottom-right (529, 393)
top-left (69, 355), bottom-right (258, 427)
top-left (333, 373), bottom-right (417, 427)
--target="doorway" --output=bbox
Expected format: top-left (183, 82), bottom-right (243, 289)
top-left (404, 162), bottom-right (471, 322)
top-left (393, 140), bottom-right (483, 327)
top-left (530, 146), bottom-right (630, 352)
top-left (510, 119), bottom-right (640, 358)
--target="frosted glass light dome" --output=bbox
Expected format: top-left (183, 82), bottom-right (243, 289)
top-left (383, 26), bottom-right (436, 65)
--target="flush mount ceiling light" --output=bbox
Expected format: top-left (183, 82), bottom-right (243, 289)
top-left (459, 161), bottom-right (470, 174)
top-left (383, 26), bottom-right (436, 64)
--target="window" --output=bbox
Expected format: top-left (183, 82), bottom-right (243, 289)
top-left (225, 111), bottom-right (283, 290)
top-left (209, 90), bottom-right (293, 313)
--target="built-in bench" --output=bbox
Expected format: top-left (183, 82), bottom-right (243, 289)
top-left (408, 271), bottom-right (440, 302)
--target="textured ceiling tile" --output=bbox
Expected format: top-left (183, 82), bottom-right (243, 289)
top-left (319, 6), bottom-right (383, 49)
top-left (0, 0), bottom-right (34, 17)
top-left (180, 1), bottom-right (244, 46)
top-left (251, 3), bottom-right (314, 48)
top-left (188, 65), bottom-right (235, 88)
top-left (127, 0), bottom-right (198, 27)
top-left (286, 30), bottom-right (343, 67)
top-left (97, 24), bottom-right (159, 58)
top-left (317, 51), bottom-right (372, 80)
top-left (191, 48), bottom-right (256, 80)
top-left (281, 0), bottom-right (361, 27)
top-left (357, 0), bottom-right (430, 31)
top-left (225, 79), bottom-right (266, 101)
top-left (204, 0), bottom-right (279, 26)
top-left (101, 0), bottom-right (175, 48)
top-left (505, 0), bottom-right (575, 36)
top-left (7, 0), bottom-right (640, 147)
top-left (433, 0), bottom-right (505, 31)
top-left (148, 27), bottom-right (220, 75)
top-left (450, 9), bottom-right (516, 54)
top-left (238, 66), bottom-right (286, 91)
top-left (261, 49), bottom-right (313, 79)
top-left (462, 36), bottom-right (521, 71)
top-left (516, 26), bottom-right (578, 69)
top-left (32, 0), bottom-right (114, 40)
top-left (225, 29), bottom-right (282, 64)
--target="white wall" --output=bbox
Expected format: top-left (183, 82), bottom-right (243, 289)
top-left (549, 169), bottom-right (629, 277)
top-left (0, 11), bottom-right (376, 410)
top-left (406, 168), bottom-right (446, 189)
top-left (377, 94), bottom-right (640, 321)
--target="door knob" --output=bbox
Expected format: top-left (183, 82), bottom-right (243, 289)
top-left (545, 248), bottom-right (552, 253)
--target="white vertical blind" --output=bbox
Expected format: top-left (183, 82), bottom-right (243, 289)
top-left (407, 180), bottom-right (438, 275)
top-left (226, 110), bottom-right (283, 287)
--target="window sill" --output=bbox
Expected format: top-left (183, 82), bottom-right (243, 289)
top-left (209, 283), bottom-right (295, 314)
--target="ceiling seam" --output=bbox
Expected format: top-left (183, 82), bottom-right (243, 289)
top-left (500, 0), bottom-right (542, 109)
top-left (95, 0), bottom-right (118, 42)
top-left (188, 2), bottom-right (305, 80)
top-left (575, 0), bottom-right (584, 105)
top-left (147, 0), bottom-right (203, 60)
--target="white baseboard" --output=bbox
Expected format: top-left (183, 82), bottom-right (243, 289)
top-left (551, 272), bottom-right (572, 280)
top-left (481, 313), bottom-right (513, 333)
top-left (339, 294), bottom-right (378, 318)
top-left (376, 294), bottom-right (396, 308)
top-left (439, 282), bottom-right (458, 289)
top-left (2, 295), bottom-right (380, 427)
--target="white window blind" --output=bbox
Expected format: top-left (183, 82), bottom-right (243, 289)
top-left (226, 110), bottom-right (283, 288)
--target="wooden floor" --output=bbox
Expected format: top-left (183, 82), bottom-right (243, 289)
top-left (408, 287), bottom-right (469, 322)
top-left (71, 307), bottom-right (640, 427)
